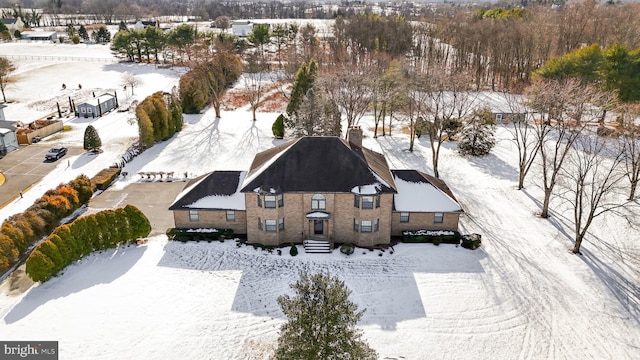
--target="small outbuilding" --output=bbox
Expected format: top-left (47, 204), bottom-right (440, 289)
top-left (20, 31), bottom-right (58, 41)
top-left (0, 121), bottom-right (19, 156)
top-left (231, 21), bottom-right (254, 37)
top-left (77, 93), bottom-right (118, 118)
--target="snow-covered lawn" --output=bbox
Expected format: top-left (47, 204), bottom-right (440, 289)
top-left (0, 42), bottom-right (639, 359)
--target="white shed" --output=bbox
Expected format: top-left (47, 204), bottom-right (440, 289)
top-left (0, 127), bottom-right (18, 156)
top-left (232, 21), bottom-right (254, 37)
top-left (77, 93), bottom-right (118, 118)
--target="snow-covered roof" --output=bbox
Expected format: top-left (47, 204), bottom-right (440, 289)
top-left (392, 170), bottom-right (462, 213)
top-left (79, 94), bottom-right (115, 107)
top-left (169, 171), bottom-right (247, 211)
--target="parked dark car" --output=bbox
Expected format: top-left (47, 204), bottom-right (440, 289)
top-left (45, 147), bottom-right (68, 161)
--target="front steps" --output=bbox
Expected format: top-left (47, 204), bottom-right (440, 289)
top-left (303, 239), bottom-right (332, 254)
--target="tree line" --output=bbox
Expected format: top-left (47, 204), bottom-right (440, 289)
top-left (0, 175), bottom-right (93, 273)
top-left (25, 205), bottom-right (151, 282)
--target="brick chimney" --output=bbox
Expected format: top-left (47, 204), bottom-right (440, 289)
top-left (347, 126), bottom-right (362, 148)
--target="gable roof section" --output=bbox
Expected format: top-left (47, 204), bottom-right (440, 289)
top-left (169, 171), bottom-right (247, 211)
top-left (391, 170), bottom-right (462, 213)
top-left (241, 137), bottom-right (396, 193)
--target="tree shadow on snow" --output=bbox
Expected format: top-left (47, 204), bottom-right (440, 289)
top-left (466, 153), bottom-right (518, 183)
top-left (157, 241), bottom-right (486, 331)
top-left (4, 245), bottom-right (146, 324)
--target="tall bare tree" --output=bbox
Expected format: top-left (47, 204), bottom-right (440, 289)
top-left (422, 69), bottom-right (475, 178)
top-left (503, 92), bottom-right (540, 190)
top-left (321, 66), bottom-right (371, 133)
top-left (616, 103), bottom-right (640, 200)
top-left (0, 57), bottom-right (15, 103)
top-left (559, 133), bottom-right (627, 254)
top-left (527, 79), bottom-right (606, 218)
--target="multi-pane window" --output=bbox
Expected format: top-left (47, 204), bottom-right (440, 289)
top-left (434, 212), bottom-right (444, 223)
top-left (277, 194), bottom-right (284, 207)
top-left (257, 195), bottom-right (262, 207)
top-left (265, 219), bottom-right (277, 232)
top-left (354, 195), bottom-right (360, 208)
top-left (311, 194), bottom-right (326, 210)
top-left (361, 220), bottom-right (372, 232)
top-left (226, 210), bottom-right (235, 222)
top-left (279, 218), bottom-right (285, 230)
top-left (353, 219), bottom-right (359, 232)
top-left (258, 217), bottom-right (263, 230)
top-left (362, 196), bottom-right (374, 209)
top-left (375, 196), bottom-right (380, 208)
top-left (264, 195), bottom-right (277, 208)
top-left (189, 210), bottom-right (198, 222)
top-left (400, 212), bottom-right (410, 223)
top-left (374, 219), bottom-right (379, 232)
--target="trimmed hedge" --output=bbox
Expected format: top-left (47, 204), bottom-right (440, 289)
top-left (25, 205), bottom-right (151, 282)
top-left (166, 228), bottom-right (234, 242)
top-left (0, 175), bottom-right (93, 273)
top-left (92, 168), bottom-right (122, 190)
top-left (402, 230), bottom-right (462, 244)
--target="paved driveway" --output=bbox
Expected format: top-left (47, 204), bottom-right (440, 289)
top-left (88, 181), bottom-right (187, 236)
top-left (0, 145), bottom-right (83, 207)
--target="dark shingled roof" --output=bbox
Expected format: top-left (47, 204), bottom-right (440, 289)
top-left (169, 171), bottom-right (244, 210)
top-left (241, 137), bottom-right (397, 193)
top-left (391, 169), bottom-right (460, 204)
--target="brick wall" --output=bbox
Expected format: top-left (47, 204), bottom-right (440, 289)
top-left (390, 212), bottom-right (460, 236)
top-left (173, 209), bottom-right (247, 234)
top-left (245, 192), bottom-right (394, 247)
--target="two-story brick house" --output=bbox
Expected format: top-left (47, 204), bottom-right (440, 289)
top-left (169, 128), bottom-right (463, 247)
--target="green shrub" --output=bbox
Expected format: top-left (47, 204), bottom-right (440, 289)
top-left (340, 243), bottom-right (355, 256)
top-left (289, 243), bottom-right (298, 257)
top-left (461, 234), bottom-right (482, 250)
top-left (272, 114), bottom-right (285, 138)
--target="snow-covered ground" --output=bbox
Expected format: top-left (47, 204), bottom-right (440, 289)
top-left (0, 42), bottom-right (639, 359)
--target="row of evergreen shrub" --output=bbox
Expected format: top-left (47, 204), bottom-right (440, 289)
top-left (136, 92), bottom-right (183, 149)
top-left (401, 230), bottom-right (462, 244)
top-left (25, 205), bottom-right (151, 282)
top-left (166, 228), bottom-right (234, 242)
top-left (0, 175), bottom-right (93, 273)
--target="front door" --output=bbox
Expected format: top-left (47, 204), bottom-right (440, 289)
top-left (314, 220), bottom-right (324, 235)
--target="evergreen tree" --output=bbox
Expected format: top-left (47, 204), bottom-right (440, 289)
top-left (94, 26), bottom-right (111, 43)
top-left (78, 25), bottom-right (89, 41)
top-left (118, 20), bottom-right (128, 32)
top-left (272, 114), bottom-right (285, 138)
top-left (275, 271), bottom-right (377, 360)
top-left (457, 108), bottom-right (496, 156)
top-left (83, 125), bottom-right (102, 152)
top-left (286, 60), bottom-right (318, 118)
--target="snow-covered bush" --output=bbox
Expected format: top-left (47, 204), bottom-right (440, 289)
top-left (457, 107), bottom-right (496, 156)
